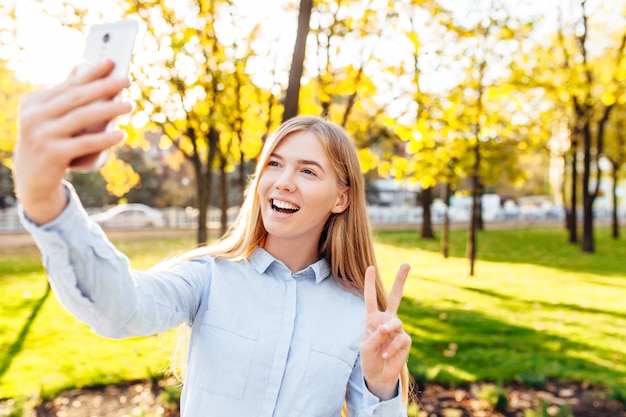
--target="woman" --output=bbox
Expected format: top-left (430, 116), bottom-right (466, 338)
top-left (13, 60), bottom-right (412, 416)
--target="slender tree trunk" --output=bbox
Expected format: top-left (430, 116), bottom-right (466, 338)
top-left (196, 166), bottom-right (208, 244)
top-left (282, 0), bottom-right (313, 122)
top-left (581, 106), bottom-right (612, 252)
top-left (196, 128), bottom-right (219, 245)
top-left (581, 120), bottom-right (594, 253)
top-left (611, 163), bottom-right (619, 239)
top-left (561, 154), bottom-right (569, 230)
top-left (568, 138), bottom-right (578, 243)
top-left (186, 128), bottom-right (208, 245)
top-left (238, 158), bottom-right (246, 198)
top-left (468, 142), bottom-right (480, 276)
top-left (234, 71), bottom-right (247, 200)
top-left (442, 183), bottom-right (451, 259)
top-left (477, 183), bottom-right (484, 231)
top-left (421, 186), bottom-right (435, 239)
top-left (219, 153), bottom-right (228, 236)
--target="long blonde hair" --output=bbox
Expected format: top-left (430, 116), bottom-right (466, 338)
top-left (172, 115), bottom-right (410, 406)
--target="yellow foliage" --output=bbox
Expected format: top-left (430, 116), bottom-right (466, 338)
top-left (100, 158), bottom-right (141, 198)
top-left (600, 90), bottom-right (616, 106)
top-left (408, 32), bottom-right (420, 50)
top-left (159, 134), bottom-right (172, 150)
top-left (378, 160), bottom-right (392, 178)
top-left (391, 156), bottom-right (409, 180)
top-left (301, 101), bottom-right (322, 115)
top-left (395, 125), bottom-right (414, 142)
top-left (357, 148), bottom-right (379, 173)
top-left (123, 125), bottom-right (150, 150)
top-left (0, 63), bottom-right (31, 165)
top-left (164, 149), bottom-right (186, 172)
top-left (240, 135), bottom-right (264, 161)
top-left (406, 137), bottom-right (423, 154)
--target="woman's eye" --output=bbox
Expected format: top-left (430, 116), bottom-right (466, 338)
top-left (268, 161), bottom-right (280, 167)
top-left (302, 168), bottom-right (316, 176)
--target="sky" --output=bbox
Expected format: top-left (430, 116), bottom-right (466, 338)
top-left (6, 0), bottom-right (293, 86)
top-left (8, 1), bottom-right (123, 84)
top-left (4, 0), bottom-right (620, 88)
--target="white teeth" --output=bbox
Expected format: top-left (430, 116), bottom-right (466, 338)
top-left (272, 199), bottom-right (299, 211)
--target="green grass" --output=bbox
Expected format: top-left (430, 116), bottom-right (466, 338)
top-left (375, 226), bottom-right (626, 390)
top-left (1, 227), bottom-right (625, 401)
top-left (0, 238), bottom-right (197, 400)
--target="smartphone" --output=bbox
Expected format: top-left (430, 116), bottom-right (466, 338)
top-left (71, 19), bottom-right (139, 169)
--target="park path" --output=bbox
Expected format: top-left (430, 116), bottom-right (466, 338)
top-left (0, 218), bottom-right (578, 252)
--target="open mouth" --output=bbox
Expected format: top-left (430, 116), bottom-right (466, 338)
top-left (271, 199), bottom-right (300, 214)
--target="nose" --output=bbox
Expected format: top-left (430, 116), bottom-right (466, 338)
top-left (274, 169), bottom-right (295, 192)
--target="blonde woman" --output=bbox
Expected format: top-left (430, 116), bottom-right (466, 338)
top-left (13, 60), bottom-right (412, 416)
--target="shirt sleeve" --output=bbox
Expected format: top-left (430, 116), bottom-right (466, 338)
top-left (19, 181), bottom-right (210, 339)
top-left (345, 354), bottom-right (408, 417)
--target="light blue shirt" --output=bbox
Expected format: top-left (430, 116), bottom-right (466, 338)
top-left (20, 183), bottom-right (407, 417)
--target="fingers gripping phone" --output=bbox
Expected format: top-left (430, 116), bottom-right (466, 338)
top-left (71, 19), bottom-right (138, 169)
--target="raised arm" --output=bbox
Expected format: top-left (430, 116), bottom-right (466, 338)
top-left (13, 60), bottom-right (131, 225)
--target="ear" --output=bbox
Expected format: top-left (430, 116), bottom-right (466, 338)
top-left (331, 188), bottom-right (351, 214)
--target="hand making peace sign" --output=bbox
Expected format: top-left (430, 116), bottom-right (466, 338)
top-left (360, 263), bottom-right (412, 401)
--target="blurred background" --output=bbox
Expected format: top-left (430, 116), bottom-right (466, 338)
top-left (1, 0), bottom-right (625, 252)
top-left (1, 2), bottom-right (626, 416)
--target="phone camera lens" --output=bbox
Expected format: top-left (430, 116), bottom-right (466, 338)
top-left (103, 33), bottom-right (110, 43)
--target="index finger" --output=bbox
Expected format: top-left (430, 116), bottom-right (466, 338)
top-left (386, 263), bottom-right (411, 315)
top-left (363, 265), bottom-right (378, 314)
top-left (32, 60), bottom-right (115, 105)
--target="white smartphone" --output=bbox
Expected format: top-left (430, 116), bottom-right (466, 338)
top-left (72, 19), bottom-right (139, 169)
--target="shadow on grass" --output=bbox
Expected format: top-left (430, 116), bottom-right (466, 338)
top-left (398, 296), bottom-right (625, 386)
top-left (376, 228), bottom-right (626, 277)
top-left (0, 283), bottom-right (51, 383)
top-left (454, 284), bottom-right (626, 321)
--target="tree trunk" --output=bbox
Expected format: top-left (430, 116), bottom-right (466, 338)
top-left (611, 163), bottom-right (619, 239)
top-left (581, 120), bottom-right (594, 253)
top-left (442, 183), bottom-right (451, 259)
top-left (581, 105), bottom-right (611, 252)
top-left (196, 128), bottom-right (219, 245)
top-left (282, 0), bottom-right (313, 122)
top-left (467, 142), bottom-right (480, 276)
top-left (477, 182), bottom-right (484, 231)
top-left (568, 138), bottom-right (578, 243)
top-left (195, 166), bottom-right (208, 245)
top-left (238, 158), bottom-right (246, 200)
top-left (219, 153), bottom-right (228, 237)
top-left (421, 186), bottom-right (435, 240)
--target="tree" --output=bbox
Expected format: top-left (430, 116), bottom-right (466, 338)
top-left (283, 0), bottom-right (313, 122)
top-left (578, 10), bottom-right (626, 251)
top-left (127, 0), bottom-right (277, 244)
top-left (0, 1), bottom-right (31, 207)
top-left (552, 0), bottom-right (626, 252)
top-left (384, 0), bottom-right (454, 242)
top-left (604, 104), bottom-right (626, 239)
top-left (396, 0), bottom-right (541, 275)
top-left (0, 60), bottom-right (31, 207)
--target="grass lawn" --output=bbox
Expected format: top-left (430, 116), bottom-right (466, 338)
top-left (0, 227), bottom-right (625, 401)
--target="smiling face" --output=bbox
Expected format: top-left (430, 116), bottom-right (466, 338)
top-left (257, 130), bottom-right (350, 263)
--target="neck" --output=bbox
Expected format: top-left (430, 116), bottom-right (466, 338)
top-left (264, 235), bottom-right (320, 273)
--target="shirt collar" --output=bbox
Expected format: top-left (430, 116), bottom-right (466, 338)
top-left (249, 246), bottom-right (332, 284)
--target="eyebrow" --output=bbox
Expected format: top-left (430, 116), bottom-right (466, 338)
top-left (270, 152), bottom-right (326, 172)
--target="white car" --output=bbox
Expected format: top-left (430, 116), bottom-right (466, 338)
top-left (89, 204), bottom-right (165, 229)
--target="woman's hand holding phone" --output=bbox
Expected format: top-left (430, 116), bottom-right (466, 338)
top-left (13, 20), bottom-right (138, 225)
top-left (13, 61), bottom-right (132, 225)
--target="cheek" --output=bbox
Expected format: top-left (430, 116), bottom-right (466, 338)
top-left (257, 174), bottom-right (272, 195)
